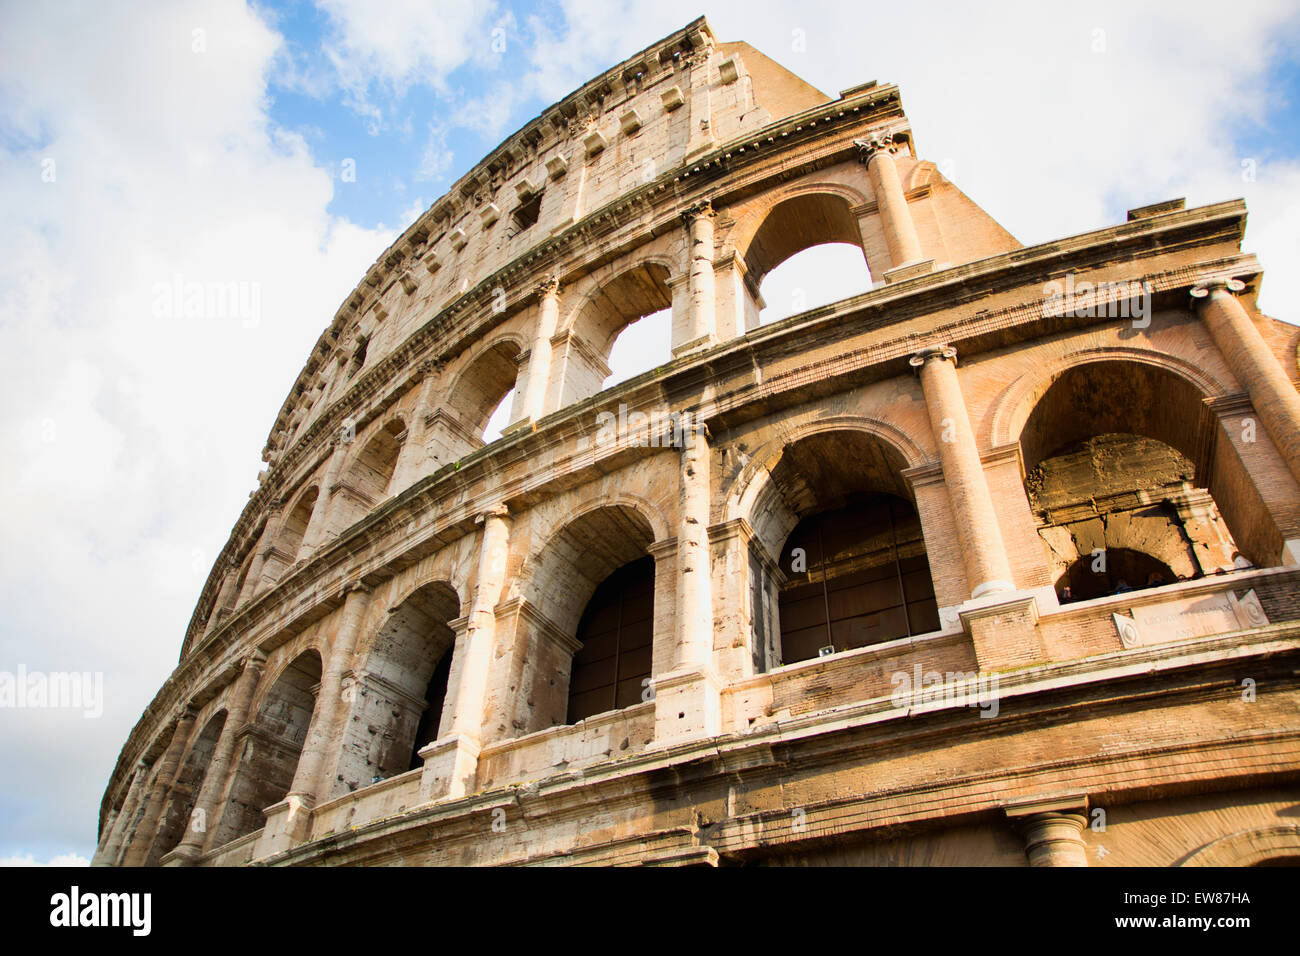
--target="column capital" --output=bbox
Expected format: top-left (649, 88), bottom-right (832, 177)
top-left (1190, 276), bottom-right (1246, 301)
top-left (908, 344), bottom-right (958, 372)
top-left (681, 198), bottom-right (715, 224)
top-left (535, 274), bottom-right (561, 299)
top-left (853, 129), bottom-right (904, 164)
top-left (475, 503), bottom-right (511, 524)
top-left (242, 647), bottom-right (269, 671)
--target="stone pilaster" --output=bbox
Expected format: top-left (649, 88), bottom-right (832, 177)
top-left (120, 704), bottom-right (199, 866)
top-left (1192, 279), bottom-right (1300, 493)
top-left (299, 434), bottom-right (350, 558)
top-left (673, 201), bottom-right (718, 357)
top-left (421, 506), bottom-right (510, 801)
top-left (390, 363), bottom-right (439, 492)
top-left (1006, 795), bottom-right (1091, 867)
top-left (166, 649), bottom-right (267, 865)
top-left (513, 276), bottom-right (562, 427)
top-left (654, 422), bottom-right (720, 744)
top-left (93, 760), bottom-right (150, 866)
top-left (911, 347), bottom-right (1015, 599)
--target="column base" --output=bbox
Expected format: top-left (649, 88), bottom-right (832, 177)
top-left (671, 333), bottom-right (718, 359)
top-left (958, 589), bottom-right (1048, 671)
top-left (651, 667), bottom-right (722, 747)
top-left (253, 791), bottom-right (315, 861)
top-left (883, 259), bottom-right (935, 284)
top-left (418, 733), bottom-right (481, 802)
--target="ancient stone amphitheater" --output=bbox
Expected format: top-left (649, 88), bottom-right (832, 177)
top-left (95, 18), bottom-right (1300, 867)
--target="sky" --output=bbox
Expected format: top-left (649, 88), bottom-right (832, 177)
top-left (1, 0), bottom-right (1299, 866)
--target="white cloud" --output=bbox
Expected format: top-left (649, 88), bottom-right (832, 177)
top-left (0, 0), bottom-right (393, 859)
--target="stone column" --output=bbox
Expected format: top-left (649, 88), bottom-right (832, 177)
top-left (299, 434), bottom-right (349, 557)
top-left (910, 347), bottom-right (1015, 599)
top-left (167, 649), bottom-right (267, 865)
top-left (120, 705), bottom-right (199, 866)
top-left (1192, 278), bottom-right (1300, 489)
top-left (203, 559), bottom-right (242, 636)
top-left (248, 501), bottom-right (285, 597)
top-left (515, 276), bottom-right (561, 426)
top-left (675, 422), bottom-right (714, 669)
top-left (653, 421), bottom-right (721, 743)
top-left (421, 506), bottom-right (510, 801)
top-left (673, 201), bottom-right (718, 357)
top-left (856, 131), bottom-right (925, 272)
top-left (1017, 813), bottom-right (1090, 867)
top-left (391, 366), bottom-right (438, 492)
top-left (289, 584), bottom-right (372, 802)
top-left (94, 760), bottom-right (150, 866)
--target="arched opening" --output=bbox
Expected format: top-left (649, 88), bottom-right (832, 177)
top-left (566, 263), bottom-right (673, 403)
top-left (778, 495), bottom-right (939, 662)
top-left (568, 555), bottom-right (655, 723)
top-left (743, 193), bottom-right (872, 324)
top-left (748, 429), bottom-right (939, 667)
top-left (328, 419), bottom-right (406, 535)
top-left (278, 485), bottom-right (319, 564)
top-left (525, 505), bottom-right (658, 728)
top-left (213, 649), bottom-right (322, 846)
top-left (147, 711), bottom-right (226, 864)
top-left (758, 244), bottom-right (874, 324)
top-left (342, 419), bottom-right (405, 502)
top-left (454, 341), bottom-right (522, 441)
top-left (337, 582), bottom-right (461, 790)
top-left (1017, 362), bottom-right (1257, 601)
top-left (1057, 547), bottom-right (1177, 602)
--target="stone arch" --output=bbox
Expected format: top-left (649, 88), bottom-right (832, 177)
top-left (443, 336), bottom-right (525, 440)
top-left (275, 483), bottom-right (320, 565)
top-left (510, 502), bottom-right (662, 730)
top-left (730, 183), bottom-right (874, 293)
top-left (329, 417), bottom-right (408, 535)
top-left (146, 708), bottom-right (227, 864)
top-left (1006, 355), bottom-right (1270, 590)
top-left (729, 414), bottom-right (929, 557)
top-left (990, 346), bottom-right (1229, 451)
top-left (553, 259), bottom-right (678, 405)
top-left (1179, 825), bottom-right (1300, 866)
top-left (213, 647), bottom-right (322, 846)
top-left (730, 423), bottom-right (941, 667)
top-left (337, 580), bottom-right (462, 791)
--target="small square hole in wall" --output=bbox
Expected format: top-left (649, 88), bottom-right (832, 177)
top-left (512, 191), bottom-right (543, 232)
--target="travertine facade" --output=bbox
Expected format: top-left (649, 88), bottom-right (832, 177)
top-left (96, 19), bottom-right (1300, 868)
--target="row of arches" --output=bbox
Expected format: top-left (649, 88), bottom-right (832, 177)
top-left (158, 345), bottom-right (1288, 860)
top-left (210, 185), bottom-right (886, 631)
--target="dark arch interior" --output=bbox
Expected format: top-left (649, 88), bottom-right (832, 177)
top-left (215, 649), bottom-right (322, 845)
top-left (567, 555), bottom-right (655, 723)
top-left (1056, 548), bottom-right (1177, 602)
top-left (778, 495), bottom-right (939, 663)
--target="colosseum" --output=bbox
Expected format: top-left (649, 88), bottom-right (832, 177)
top-left (94, 17), bottom-right (1300, 868)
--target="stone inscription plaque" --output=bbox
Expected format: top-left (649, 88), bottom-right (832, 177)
top-left (1112, 588), bottom-right (1268, 649)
